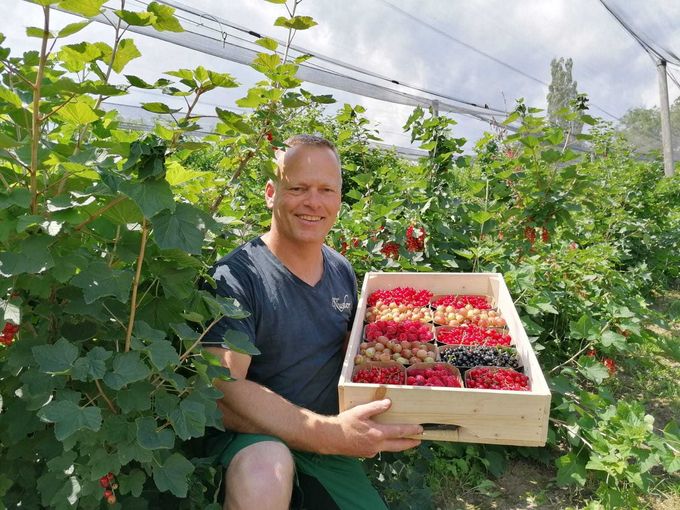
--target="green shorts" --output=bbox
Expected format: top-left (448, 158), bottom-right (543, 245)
top-left (205, 430), bottom-right (388, 510)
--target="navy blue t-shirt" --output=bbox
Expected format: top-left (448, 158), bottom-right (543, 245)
top-left (203, 237), bottom-right (358, 416)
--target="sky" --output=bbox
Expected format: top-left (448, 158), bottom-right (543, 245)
top-left (3, 0), bottom-right (680, 152)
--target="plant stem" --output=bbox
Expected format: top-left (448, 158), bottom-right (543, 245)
top-left (124, 219), bottom-right (149, 352)
top-left (30, 6), bottom-right (50, 214)
top-left (95, 379), bottom-right (117, 414)
top-left (74, 195), bottom-right (127, 231)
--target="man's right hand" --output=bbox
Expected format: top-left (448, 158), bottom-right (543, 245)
top-left (321, 399), bottom-right (423, 458)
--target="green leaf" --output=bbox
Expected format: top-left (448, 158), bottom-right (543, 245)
top-left (38, 400), bottom-right (102, 441)
top-left (274, 15), bottom-right (318, 31)
top-left (169, 400), bottom-right (205, 440)
top-left (215, 108), bottom-right (254, 134)
top-left (26, 27), bottom-right (54, 38)
top-left (264, 0), bottom-right (287, 3)
top-left (569, 314), bottom-right (597, 340)
top-left (147, 2), bottom-right (184, 32)
top-left (136, 417), bottom-right (175, 449)
top-left (147, 340), bottom-right (180, 370)
top-left (57, 101), bottom-right (99, 125)
top-left (115, 9), bottom-right (157, 26)
top-left (32, 338), bottom-right (79, 374)
top-left (255, 37), bottom-right (278, 51)
top-left (469, 210), bottom-right (493, 224)
top-left (70, 347), bottom-right (112, 381)
top-left (0, 188), bottom-right (31, 209)
top-left (0, 234), bottom-right (55, 276)
top-left (555, 452), bottom-right (587, 486)
top-left (112, 38), bottom-right (141, 73)
top-left (70, 261), bottom-right (134, 304)
top-left (222, 329), bottom-right (260, 356)
top-left (57, 21), bottom-right (90, 37)
top-left (117, 381), bottom-right (153, 413)
top-left (152, 203), bottom-right (205, 254)
top-left (118, 469), bottom-right (146, 497)
top-left (141, 102), bottom-right (181, 114)
top-left (119, 179), bottom-right (175, 218)
top-left (58, 0), bottom-right (105, 16)
top-left (103, 352), bottom-right (151, 390)
top-left (600, 330), bottom-right (627, 349)
top-left (152, 453), bottom-right (194, 497)
top-left (125, 74), bottom-right (155, 89)
top-left (577, 356), bottom-right (610, 384)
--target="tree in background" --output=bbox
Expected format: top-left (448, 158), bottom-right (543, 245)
top-left (547, 57), bottom-right (584, 138)
top-left (619, 97), bottom-right (680, 159)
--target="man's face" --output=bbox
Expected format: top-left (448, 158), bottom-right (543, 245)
top-left (265, 144), bottom-right (342, 247)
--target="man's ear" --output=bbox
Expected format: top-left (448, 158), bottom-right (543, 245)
top-left (264, 180), bottom-right (276, 209)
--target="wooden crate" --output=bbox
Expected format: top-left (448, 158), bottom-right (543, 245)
top-left (338, 272), bottom-right (551, 446)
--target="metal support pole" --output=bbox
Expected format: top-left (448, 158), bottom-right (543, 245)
top-left (432, 100), bottom-right (439, 117)
top-left (657, 59), bottom-right (675, 177)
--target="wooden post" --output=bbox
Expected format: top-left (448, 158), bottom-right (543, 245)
top-left (657, 59), bottom-right (675, 177)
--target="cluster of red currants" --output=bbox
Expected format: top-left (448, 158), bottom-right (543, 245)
top-left (431, 294), bottom-right (491, 310)
top-left (0, 322), bottom-right (19, 346)
top-left (352, 365), bottom-right (404, 384)
top-left (436, 324), bottom-right (511, 346)
top-left (405, 225), bottom-right (426, 252)
top-left (99, 472), bottom-right (117, 504)
top-left (365, 320), bottom-right (433, 343)
top-left (465, 367), bottom-right (529, 391)
top-left (407, 365), bottom-right (461, 387)
top-left (380, 241), bottom-right (400, 259)
top-left (367, 287), bottom-right (433, 307)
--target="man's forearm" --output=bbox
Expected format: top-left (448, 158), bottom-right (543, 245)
top-left (214, 377), bottom-right (338, 453)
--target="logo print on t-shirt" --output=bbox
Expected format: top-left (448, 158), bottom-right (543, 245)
top-left (332, 294), bottom-right (351, 313)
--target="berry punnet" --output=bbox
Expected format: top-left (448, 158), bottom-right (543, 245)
top-left (431, 294), bottom-right (491, 310)
top-left (367, 287), bottom-right (433, 307)
top-left (352, 364), bottom-right (405, 384)
top-left (465, 367), bottom-right (530, 391)
top-left (436, 325), bottom-right (511, 347)
top-left (433, 304), bottom-right (506, 328)
top-left (364, 320), bottom-right (433, 343)
top-left (406, 364), bottom-right (462, 388)
top-left (365, 303), bottom-right (432, 324)
top-left (356, 338), bottom-right (437, 365)
top-left (439, 345), bottom-right (521, 369)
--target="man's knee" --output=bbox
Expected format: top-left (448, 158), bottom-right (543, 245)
top-left (224, 441), bottom-right (295, 510)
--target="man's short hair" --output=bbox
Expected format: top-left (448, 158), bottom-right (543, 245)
top-left (283, 134), bottom-right (340, 164)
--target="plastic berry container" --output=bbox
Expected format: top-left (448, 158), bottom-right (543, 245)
top-left (437, 344), bottom-right (523, 374)
top-left (405, 362), bottom-right (464, 388)
top-left (464, 366), bottom-right (531, 391)
top-left (351, 361), bottom-right (406, 385)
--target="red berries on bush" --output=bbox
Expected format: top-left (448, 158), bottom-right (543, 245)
top-left (380, 241), bottom-right (400, 259)
top-left (405, 225), bottom-right (426, 252)
top-left (466, 367), bottom-right (529, 391)
top-left (0, 322), bottom-right (19, 346)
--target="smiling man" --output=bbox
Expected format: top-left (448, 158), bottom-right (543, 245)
top-left (202, 135), bottom-right (423, 510)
